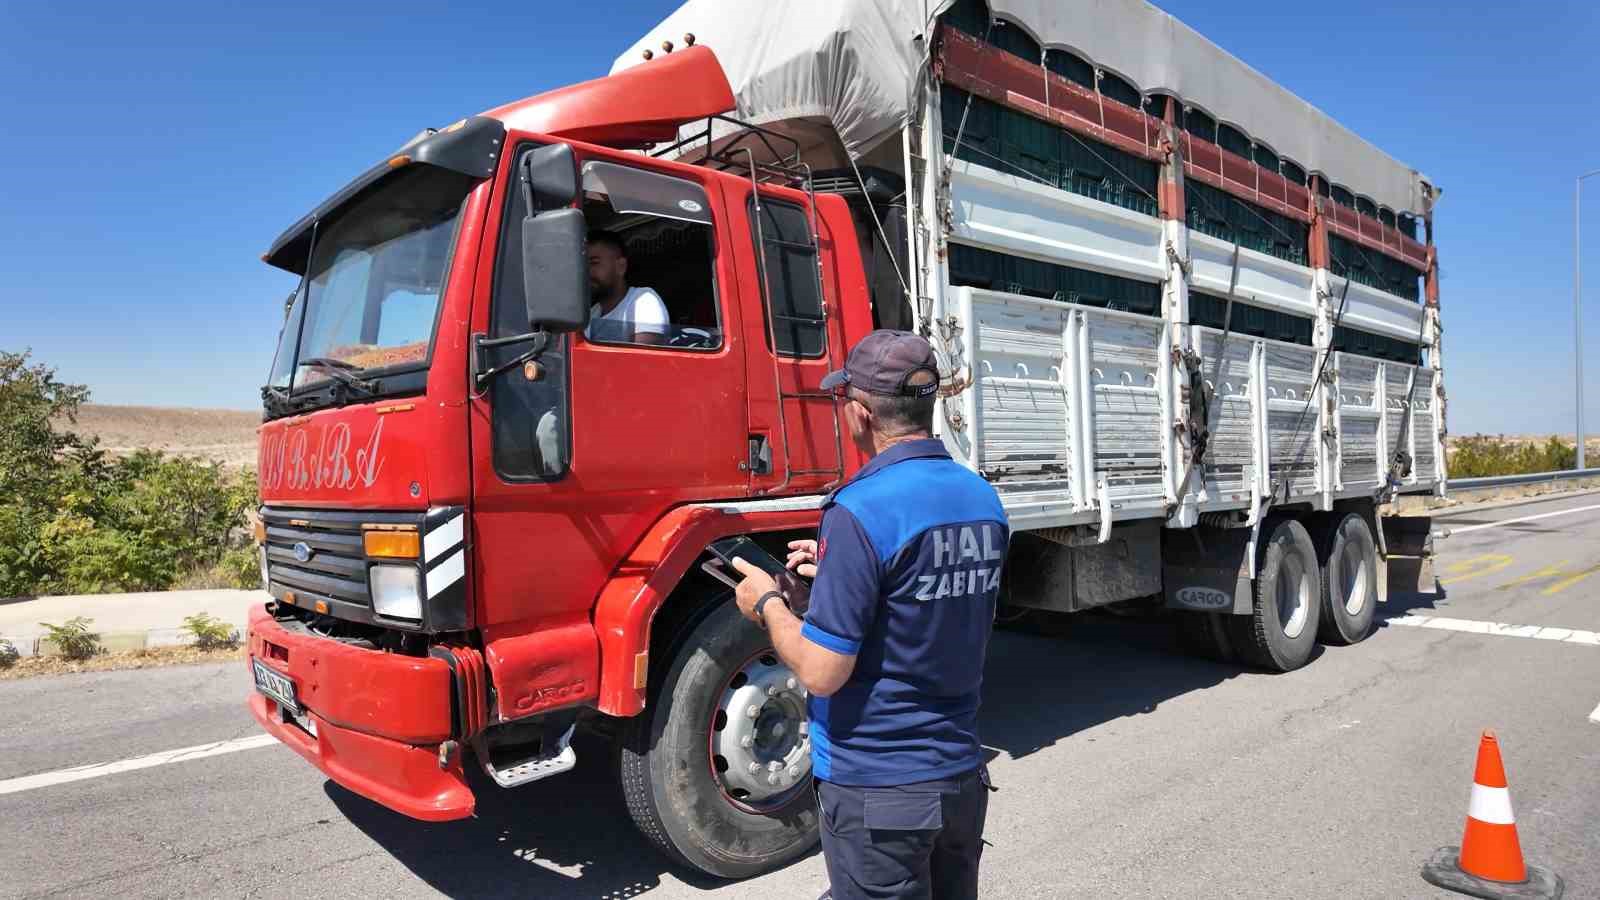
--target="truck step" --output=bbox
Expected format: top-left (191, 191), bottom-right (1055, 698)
top-left (478, 724), bottom-right (577, 789)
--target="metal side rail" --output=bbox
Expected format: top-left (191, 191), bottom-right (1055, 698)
top-left (1450, 468), bottom-right (1600, 491)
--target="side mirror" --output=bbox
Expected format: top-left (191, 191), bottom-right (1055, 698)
top-left (523, 143), bottom-right (578, 210)
top-left (522, 207), bottom-right (589, 332)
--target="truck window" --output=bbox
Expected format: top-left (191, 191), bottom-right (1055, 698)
top-left (283, 165), bottom-right (471, 395)
top-left (750, 198), bottom-right (826, 358)
top-left (580, 161), bottom-right (721, 350)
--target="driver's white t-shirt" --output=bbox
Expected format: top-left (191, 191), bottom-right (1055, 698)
top-left (587, 287), bottom-right (669, 343)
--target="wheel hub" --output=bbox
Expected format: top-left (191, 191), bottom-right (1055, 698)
top-left (711, 654), bottom-right (811, 807)
top-left (1278, 554), bottom-right (1310, 639)
top-left (1337, 539), bottom-right (1369, 616)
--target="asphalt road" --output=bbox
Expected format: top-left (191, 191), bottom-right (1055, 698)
top-left (3, 491), bottom-right (1599, 899)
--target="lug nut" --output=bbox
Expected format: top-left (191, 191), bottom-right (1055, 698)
top-left (749, 762), bottom-right (762, 773)
top-left (747, 705), bottom-right (761, 718)
top-left (769, 761), bottom-right (783, 771)
top-left (768, 774), bottom-right (780, 786)
top-left (767, 685), bottom-right (779, 697)
top-left (788, 765), bottom-right (800, 778)
top-left (786, 677), bottom-right (797, 690)
top-left (740, 735), bottom-right (753, 748)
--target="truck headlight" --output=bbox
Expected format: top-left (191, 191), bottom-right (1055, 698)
top-left (370, 565), bottom-right (423, 621)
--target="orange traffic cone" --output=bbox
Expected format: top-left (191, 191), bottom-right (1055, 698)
top-left (1421, 731), bottom-right (1563, 899)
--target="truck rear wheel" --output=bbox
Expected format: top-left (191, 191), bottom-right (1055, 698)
top-left (1313, 512), bottom-right (1378, 645)
top-left (617, 599), bottom-right (818, 878)
top-left (1229, 517), bottom-right (1321, 672)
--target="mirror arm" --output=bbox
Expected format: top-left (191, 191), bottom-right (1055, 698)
top-left (519, 155), bottom-right (537, 216)
top-left (472, 330), bottom-right (552, 393)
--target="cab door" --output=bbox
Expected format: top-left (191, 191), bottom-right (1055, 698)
top-left (467, 137), bottom-right (749, 631)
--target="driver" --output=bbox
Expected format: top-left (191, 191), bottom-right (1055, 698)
top-left (585, 230), bottom-right (669, 346)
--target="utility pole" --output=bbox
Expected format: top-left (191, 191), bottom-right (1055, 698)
top-left (1578, 169), bottom-right (1600, 470)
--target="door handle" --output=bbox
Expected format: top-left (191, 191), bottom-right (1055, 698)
top-left (745, 435), bottom-right (772, 475)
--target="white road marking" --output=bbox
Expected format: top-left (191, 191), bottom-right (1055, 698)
top-left (1445, 502), bottom-right (1600, 536)
top-left (0, 734), bottom-right (279, 797)
top-left (1589, 702), bottom-right (1600, 725)
top-left (1387, 615), bottom-right (1600, 646)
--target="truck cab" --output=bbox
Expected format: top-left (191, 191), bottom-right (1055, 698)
top-left (249, 46), bottom-right (877, 876)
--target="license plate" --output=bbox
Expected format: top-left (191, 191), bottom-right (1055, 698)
top-left (253, 659), bottom-right (299, 714)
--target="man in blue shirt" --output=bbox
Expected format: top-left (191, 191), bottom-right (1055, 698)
top-left (732, 330), bottom-right (1009, 900)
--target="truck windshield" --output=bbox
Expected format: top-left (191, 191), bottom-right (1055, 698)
top-left (266, 166), bottom-right (476, 400)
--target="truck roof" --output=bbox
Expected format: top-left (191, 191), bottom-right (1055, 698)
top-left (612, 0), bottom-right (1437, 216)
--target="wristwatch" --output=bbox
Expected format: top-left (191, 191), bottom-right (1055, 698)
top-left (754, 590), bottom-right (787, 628)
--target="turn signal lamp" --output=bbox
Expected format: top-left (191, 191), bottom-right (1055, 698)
top-left (386, 154), bottom-right (412, 169)
top-left (364, 531), bottom-right (420, 559)
top-left (252, 518), bottom-right (267, 545)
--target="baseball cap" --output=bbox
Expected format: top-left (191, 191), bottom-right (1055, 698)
top-left (819, 330), bottom-right (941, 398)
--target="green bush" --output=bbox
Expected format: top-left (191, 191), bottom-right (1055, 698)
top-left (182, 613), bottom-right (240, 651)
top-left (39, 617), bottom-right (102, 661)
top-left (1448, 435), bottom-right (1577, 478)
top-left (176, 546), bottom-right (263, 591)
top-left (0, 350), bottom-right (260, 598)
top-left (0, 638), bottom-right (19, 669)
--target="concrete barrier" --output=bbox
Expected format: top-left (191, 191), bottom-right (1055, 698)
top-left (0, 588), bottom-right (264, 658)
top-left (1391, 475), bottom-right (1600, 516)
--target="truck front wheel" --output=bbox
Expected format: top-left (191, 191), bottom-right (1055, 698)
top-left (617, 599), bottom-right (819, 878)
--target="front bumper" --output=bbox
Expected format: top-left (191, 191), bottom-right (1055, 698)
top-left (246, 604), bottom-right (474, 821)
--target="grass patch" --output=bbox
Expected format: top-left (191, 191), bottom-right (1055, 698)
top-left (0, 644), bottom-right (244, 680)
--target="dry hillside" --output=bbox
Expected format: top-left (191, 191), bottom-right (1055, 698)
top-left (62, 404), bottom-right (260, 469)
top-left (52, 405), bottom-right (1598, 474)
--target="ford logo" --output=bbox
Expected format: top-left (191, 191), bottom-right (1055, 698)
top-left (292, 542), bottom-right (315, 563)
top-left (1176, 586), bottom-right (1230, 610)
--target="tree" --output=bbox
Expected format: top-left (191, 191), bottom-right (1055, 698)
top-left (0, 350), bottom-right (261, 597)
top-left (0, 351), bottom-right (95, 596)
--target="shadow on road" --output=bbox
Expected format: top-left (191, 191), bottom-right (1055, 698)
top-left (327, 733), bottom-right (728, 899)
top-left (1377, 578), bottom-right (1450, 626)
top-left (332, 614), bottom-right (1243, 897)
top-left (980, 615), bottom-right (1243, 760)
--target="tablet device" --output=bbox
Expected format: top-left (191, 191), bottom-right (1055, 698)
top-left (705, 536), bottom-right (789, 578)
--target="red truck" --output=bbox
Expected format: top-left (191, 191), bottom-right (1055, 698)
top-left (249, 0), bottom-right (1442, 878)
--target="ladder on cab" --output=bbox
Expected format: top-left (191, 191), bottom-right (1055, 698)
top-left (654, 117), bottom-right (849, 493)
top-left (726, 134), bottom-right (849, 493)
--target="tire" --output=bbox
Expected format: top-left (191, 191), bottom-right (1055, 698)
top-left (1312, 511), bottom-right (1379, 645)
top-left (617, 598), bottom-right (819, 878)
top-left (1226, 517), bottom-right (1321, 672)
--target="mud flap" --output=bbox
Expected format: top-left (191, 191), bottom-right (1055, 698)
top-left (1162, 526), bottom-right (1254, 616)
top-left (1380, 514), bottom-right (1437, 602)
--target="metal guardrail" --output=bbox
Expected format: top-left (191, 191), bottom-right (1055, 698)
top-left (1449, 468), bottom-right (1600, 491)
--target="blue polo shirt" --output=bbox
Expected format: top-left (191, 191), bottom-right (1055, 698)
top-left (801, 438), bottom-right (1009, 786)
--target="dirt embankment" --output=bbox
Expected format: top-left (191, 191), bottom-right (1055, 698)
top-left (60, 404), bottom-right (261, 469)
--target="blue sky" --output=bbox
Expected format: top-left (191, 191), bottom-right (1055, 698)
top-left (2, 1), bottom-right (1597, 436)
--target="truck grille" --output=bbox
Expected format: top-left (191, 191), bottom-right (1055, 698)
top-left (261, 506), bottom-right (426, 615)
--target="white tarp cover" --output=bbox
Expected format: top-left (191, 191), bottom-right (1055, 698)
top-left (612, 0), bottom-right (1434, 214)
